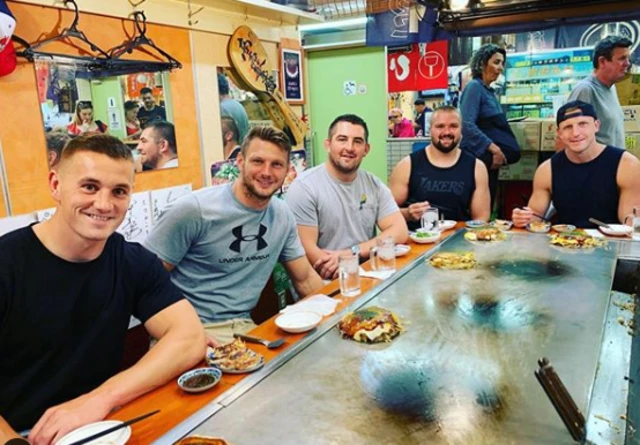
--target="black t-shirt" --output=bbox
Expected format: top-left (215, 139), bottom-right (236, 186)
top-left (0, 226), bottom-right (183, 431)
top-left (405, 149), bottom-right (477, 230)
top-left (137, 106), bottom-right (166, 129)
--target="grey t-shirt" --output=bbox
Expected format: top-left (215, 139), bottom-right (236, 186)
top-left (143, 184), bottom-right (305, 322)
top-left (285, 164), bottom-right (400, 251)
top-left (567, 74), bottom-right (625, 149)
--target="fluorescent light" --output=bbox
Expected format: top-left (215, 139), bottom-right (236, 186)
top-left (298, 17), bottom-right (367, 33)
top-left (450, 0), bottom-right (468, 10)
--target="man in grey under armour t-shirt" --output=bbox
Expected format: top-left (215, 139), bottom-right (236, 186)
top-left (567, 35), bottom-right (631, 150)
top-left (286, 114), bottom-right (408, 280)
top-left (144, 126), bottom-right (323, 344)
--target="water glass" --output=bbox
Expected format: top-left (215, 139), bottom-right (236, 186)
top-left (421, 207), bottom-right (440, 232)
top-left (338, 254), bottom-right (361, 297)
top-left (625, 206), bottom-right (640, 241)
top-left (369, 236), bottom-right (397, 273)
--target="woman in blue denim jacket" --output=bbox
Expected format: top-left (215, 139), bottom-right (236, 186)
top-left (460, 44), bottom-right (521, 209)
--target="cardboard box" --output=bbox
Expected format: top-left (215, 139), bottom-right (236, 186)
top-left (509, 121), bottom-right (541, 152)
top-left (622, 106), bottom-right (640, 133)
top-left (539, 119), bottom-right (561, 151)
top-left (626, 133), bottom-right (640, 160)
top-left (498, 151), bottom-right (539, 181)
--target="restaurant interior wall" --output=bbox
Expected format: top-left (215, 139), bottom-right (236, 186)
top-left (307, 46), bottom-right (388, 182)
top-left (0, 1), bottom-right (202, 214)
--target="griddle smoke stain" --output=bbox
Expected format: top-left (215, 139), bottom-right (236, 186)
top-left (456, 297), bottom-right (549, 331)
top-left (373, 367), bottom-right (437, 419)
top-left (486, 259), bottom-right (572, 279)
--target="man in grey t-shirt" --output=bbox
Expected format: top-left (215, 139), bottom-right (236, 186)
top-left (286, 114), bottom-right (408, 280)
top-left (144, 126), bottom-right (323, 344)
top-left (567, 35), bottom-right (632, 149)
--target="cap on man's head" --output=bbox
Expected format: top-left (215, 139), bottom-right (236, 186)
top-left (0, 0), bottom-right (16, 77)
top-left (556, 100), bottom-right (598, 126)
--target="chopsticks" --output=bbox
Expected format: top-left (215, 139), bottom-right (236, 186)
top-left (67, 410), bottom-right (160, 445)
top-left (534, 358), bottom-right (585, 442)
top-left (327, 288), bottom-right (341, 298)
top-left (516, 206), bottom-right (551, 223)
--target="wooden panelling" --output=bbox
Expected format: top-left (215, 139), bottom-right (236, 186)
top-left (0, 2), bottom-right (203, 214)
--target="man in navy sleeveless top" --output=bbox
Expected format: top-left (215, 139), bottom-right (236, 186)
top-left (513, 100), bottom-right (640, 228)
top-left (390, 106), bottom-right (491, 231)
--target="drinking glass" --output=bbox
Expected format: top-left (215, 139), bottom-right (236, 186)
top-left (369, 236), bottom-right (396, 273)
top-left (421, 207), bottom-right (440, 232)
top-left (338, 254), bottom-right (361, 297)
top-left (624, 206), bottom-right (640, 241)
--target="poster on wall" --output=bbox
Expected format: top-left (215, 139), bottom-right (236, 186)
top-left (282, 48), bottom-right (304, 104)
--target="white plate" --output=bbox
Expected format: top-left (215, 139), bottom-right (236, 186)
top-left (394, 244), bottom-right (411, 257)
top-left (206, 348), bottom-right (265, 374)
top-left (275, 310), bottom-right (322, 333)
top-left (599, 224), bottom-right (632, 237)
top-left (439, 220), bottom-right (456, 231)
top-left (55, 421), bottom-right (131, 445)
top-left (466, 220), bottom-right (487, 228)
top-left (409, 232), bottom-right (440, 244)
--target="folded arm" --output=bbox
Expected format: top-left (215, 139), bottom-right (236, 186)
top-left (283, 255), bottom-right (325, 298)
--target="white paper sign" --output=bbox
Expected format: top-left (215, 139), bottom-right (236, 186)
top-left (150, 184), bottom-right (192, 224)
top-left (116, 191), bottom-right (152, 243)
top-left (108, 107), bottom-right (122, 131)
top-left (343, 80), bottom-right (356, 96)
top-left (0, 212), bottom-right (37, 237)
top-left (37, 207), bottom-right (56, 222)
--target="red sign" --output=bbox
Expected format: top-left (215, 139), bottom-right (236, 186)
top-left (387, 41), bottom-right (449, 92)
top-left (416, 40), bottom-right (448, 90)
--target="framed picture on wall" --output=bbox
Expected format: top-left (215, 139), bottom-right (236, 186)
top-left (281, 48), bottom-right (304, 104)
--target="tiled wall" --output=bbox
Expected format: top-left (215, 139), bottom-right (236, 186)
top-left (386, 138), bottom-right (430, 180)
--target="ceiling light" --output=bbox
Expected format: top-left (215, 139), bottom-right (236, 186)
top-left (298, 17), bottom-right (367, 33)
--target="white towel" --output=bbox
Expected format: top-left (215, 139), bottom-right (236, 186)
top-left (359, 267), bottom-right (395, 280)
top-left (280, 294), bottom-right (339, 316)
top-left (584, 229), bottom-right (605, 238)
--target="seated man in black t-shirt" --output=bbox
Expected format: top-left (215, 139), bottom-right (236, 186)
top-left (136, 87), bottom-right (167, 129)
top-left (513, 100), bottom-right (640, 228)
top-left (0, 135), bottom-right (205, 444)
top-left (389, 105), bottom-right (491, 230)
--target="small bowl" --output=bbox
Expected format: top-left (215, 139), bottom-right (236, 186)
top-left (599, 224), bottom-right (633, 237)
top-left (276, 310), bottom-right (322, 333)
top-left (527, 221), bottom-right (551, 233)
top-left (394, 244), bottom-right (411, 257)
top-left (466, 220), bottom-right (487, 228)
top-left (490, 219), bottom-right (513, 231)
top-left (410, 230), bottom-right (441, 244)
top-left (439, 220), bottom-right (457, 231)
top-left (178, 367), bottom-right (222, 393)
top-left (552, 224), bottom-right (576, 233)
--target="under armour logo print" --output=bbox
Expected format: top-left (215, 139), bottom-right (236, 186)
top-left (229, 224), bottom-right (268, 253)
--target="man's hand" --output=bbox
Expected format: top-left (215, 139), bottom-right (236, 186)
top-left (313, 250), bottom-right (342, 280)
top-left (28, 393), bottom-right (112, 445)
top-left (488, 144), bottom-right (507, 170)
top-left (407, 202), bottom-right (430, 222)
top-left (512, 207), bottom-right (534, 228)
top-left (206, 333), bottom-right (221, 348)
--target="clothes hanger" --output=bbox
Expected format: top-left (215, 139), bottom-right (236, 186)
top-left (107, 11), bottom-right (181, 70)
top-left (23, 0), bottom-right (109, 61)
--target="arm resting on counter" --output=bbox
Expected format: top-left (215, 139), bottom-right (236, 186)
top-left (296, 224), bottom-right (348, 280)
top-left (28, 300), bottom-right (205, 445)
top-left (283, 256), bottom-right (325, 299)
top-left (470, 159), bottom-right (491, 221)
top-left (617, 152), bottom-right (640, 223)
top-left (0, 416), bottom-right (20, 442)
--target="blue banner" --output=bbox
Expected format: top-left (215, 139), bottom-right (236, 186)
top-left (366, 6), bottom-right (450, 47)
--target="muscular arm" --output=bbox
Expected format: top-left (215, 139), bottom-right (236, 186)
top-left (512, 161), bottom-right (552, 227)
top-left (360, 211), bottom-right (409, 257)
top-left (617, 153), bottom-right (640, 223)
top-left (389, 156), bottom-right (429, 222)
top-left (282, 256), bottom-right (325, 298)
top-left (0, 416), bottom-right (20, 442)
top-left (28, 300), bottom-right (205, 445)
top-left (470, 159), bottom-right (491, 221)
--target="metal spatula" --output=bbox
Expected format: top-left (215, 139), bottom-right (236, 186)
top-left (234, 333), bottom-right (285, 349)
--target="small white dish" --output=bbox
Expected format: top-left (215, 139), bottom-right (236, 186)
top-left (276, 310), bottom-right (322, 333)
top-left (394, 244), bottom-right (411, 257)
top-left (466, 220), bottom-right (487, 228)
top-left (599, 224), bottom-right (632, 237)
top-left (55, 421), bottom-right (131, 445)
top-left (490, 219), bottom-right (513, 231)
top-left (552, 224), bottom-right (576, 233)
top-left (410, 231), bottom-right (440, 244)
top-left (177, 367), bottom-right (222, 393)
top-left (439, 220), bottom-right (456, 231)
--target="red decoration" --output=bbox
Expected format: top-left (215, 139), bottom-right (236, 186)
top-left (387, 41), bottom-right (449, 93)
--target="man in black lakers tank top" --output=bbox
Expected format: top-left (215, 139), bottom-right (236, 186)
top-left (513, 100), bottom-right (640, 229)
top-left (389, 106), bottom-right (491, 231)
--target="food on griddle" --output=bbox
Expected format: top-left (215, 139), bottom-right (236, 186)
top-left (206, 338), bottom-right (262, 371)
top-left (464, 227), bottom-right (507, 242)
top-left (173, 437), bottom-right (231, 445)
top-left (338, 306), bottom-right (404, 343)
top-left (429, 252), bottom-right (477, 270)
top-left (549, 231), bottom-right (606, 249)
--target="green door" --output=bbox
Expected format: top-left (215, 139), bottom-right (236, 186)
top-left (307, 46), bottom-right (388, 182)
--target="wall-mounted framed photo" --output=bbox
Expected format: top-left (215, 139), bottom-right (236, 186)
top-left (281, 48), bottom-right (304, 104)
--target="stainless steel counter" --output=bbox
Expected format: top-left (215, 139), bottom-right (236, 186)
top-left (174, 231), bottom-right (636, 445)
